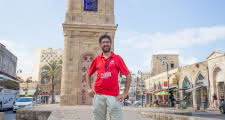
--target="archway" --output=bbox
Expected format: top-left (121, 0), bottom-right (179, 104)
top-left (182, 76), bottom-right (193, 107)
top-left (195, 73), bottom-right (209, 109)
top-left (213, 67), bottom-right (224, 102)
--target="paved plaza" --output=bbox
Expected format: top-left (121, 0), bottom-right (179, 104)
top-left (45, 105), bottom-right (151, 120)
top-left (16, 105), bottom-right (225, 120)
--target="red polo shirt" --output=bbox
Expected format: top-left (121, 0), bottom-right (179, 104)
top-left (88, 52), bottom-right (130, 96)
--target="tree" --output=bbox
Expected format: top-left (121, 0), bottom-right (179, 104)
top-left (41, 60), bottom-right (62, 104)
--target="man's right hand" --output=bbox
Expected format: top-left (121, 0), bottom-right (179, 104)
top-left (88, 89), bottom-right (95, 97)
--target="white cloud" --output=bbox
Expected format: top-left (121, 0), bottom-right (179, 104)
top-left (180, 56), bottom-right (199, 66)
top-left (0, 40), bottom-right (32, 74)
top-left (117, 26), bottom-right (225, 50)
top-left (115, 25), bottom-right (225, 72)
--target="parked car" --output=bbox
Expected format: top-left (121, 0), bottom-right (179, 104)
top-left (219, 101), bottom-right (225, 114)
top-left (13, 97), bottom-right (34, 112)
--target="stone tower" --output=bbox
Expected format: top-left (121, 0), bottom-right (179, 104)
top-left (151, 54), bottom-right (179, 76)
top-left (60, 0), bottom-right (117, 105)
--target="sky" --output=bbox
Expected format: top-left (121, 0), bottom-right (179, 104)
top-left (0, 0), bottom-right (225, 74)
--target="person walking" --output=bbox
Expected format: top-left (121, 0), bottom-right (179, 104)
top-left (87, 34), bottom-right (131, 120)
top-left (213, 93), bottom-right (218, 108)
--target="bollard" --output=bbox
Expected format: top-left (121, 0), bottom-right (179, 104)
top-left (0, 112), bottom-right (4, 120)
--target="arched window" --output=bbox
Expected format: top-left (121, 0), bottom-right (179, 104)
top-left (183, 77), bottom-right (191, 89)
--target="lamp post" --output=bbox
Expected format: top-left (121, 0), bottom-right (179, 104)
top-left (166, 63), bottom-right (170, 107)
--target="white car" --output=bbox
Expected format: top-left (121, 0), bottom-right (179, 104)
top-left (13, 97), bottom-right (34, 112)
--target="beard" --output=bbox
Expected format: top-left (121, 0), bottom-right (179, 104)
top-left (102, 46), bottom-right (111, 53)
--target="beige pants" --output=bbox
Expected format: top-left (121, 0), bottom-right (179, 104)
top-left (92, 94), bottom-right (122, 120)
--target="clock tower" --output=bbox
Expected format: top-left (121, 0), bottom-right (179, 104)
top-left (60, 0), bottom-right (117, 105)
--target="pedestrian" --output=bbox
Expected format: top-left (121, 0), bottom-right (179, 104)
top-left (155, 99), bottom-right (159, 107)
top-left (220, 95), bottom-right (224, 104)
top-left (213, 93), bottom-right (217, 108)
top-left (87, 34), bottom-right (131, 120)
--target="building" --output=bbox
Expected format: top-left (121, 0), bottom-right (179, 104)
top-left (145, 51), bottom-right (225, 110)
top-left (60, 0), bottom-right (117, 105)
top-left (0, 43), bottom-right (17, 78)
top-left (136, 72), bottom-right (147, 101)
top-left (150, 54), bottom-right (179, 76)
top-left (119, 73), bottom-right (137, 102)
top-left (17, 73), bottom-right (37, 96)
top-left (145, 68), bottom-right (178, 105)
top-left (32, 48), bottom-right (63, 82)
top-left (32, 48), bottom-right (63, 104)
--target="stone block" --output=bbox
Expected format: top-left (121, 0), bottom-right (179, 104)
top-left (0, 112), bottom-right (4, 120)
top-left (16, 109), bottom-right (51, 120)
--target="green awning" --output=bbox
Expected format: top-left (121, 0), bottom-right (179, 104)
top-left (155, 91), bottom-right (168, 96)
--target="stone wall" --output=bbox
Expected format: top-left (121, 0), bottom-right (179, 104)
top-left (151, 54), bottom-right (179, 76)
top-left (16, 109), bottom-right (51, 120)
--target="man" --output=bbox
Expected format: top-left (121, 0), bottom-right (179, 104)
top-left (213, 93), bottom-right (218, 108)
top-left (87, 34), bottom-right (131, 120)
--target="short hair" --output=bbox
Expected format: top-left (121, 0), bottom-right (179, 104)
top-left (99, 34), bottom-right (112, 43)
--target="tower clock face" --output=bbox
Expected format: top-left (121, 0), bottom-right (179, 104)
top-left (84, 0), bottom-right (98, 12)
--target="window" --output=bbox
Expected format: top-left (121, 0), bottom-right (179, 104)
top-left (171, 63), bottom-right (174, 69)
top-left (84, 0), bottom-right (98, 12)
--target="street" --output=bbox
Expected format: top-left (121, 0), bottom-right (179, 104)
top-left (192, 112), bottom-right (225, 120)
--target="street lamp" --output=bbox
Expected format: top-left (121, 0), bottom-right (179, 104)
top-left (157, 56), bottom-right (170, 107)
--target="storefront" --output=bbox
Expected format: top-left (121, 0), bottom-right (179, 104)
top-left (182, 77), bottom-right (193, 107)
top-left (39, 91), bottom-right (49, 104)
top-left (195, 74), bottom-right (209, 109)
top-left (214, 68), bottom-right (225, 102)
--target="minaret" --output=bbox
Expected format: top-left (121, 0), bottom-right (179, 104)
top-left (60, 0), bottom-right (117, 105)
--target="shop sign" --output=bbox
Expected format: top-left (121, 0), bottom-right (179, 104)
top-left (164, 81), bottom-right (168, 87)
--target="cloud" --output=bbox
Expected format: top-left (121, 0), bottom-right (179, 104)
top-left (117, 26), bottom-right (225, 50)
top-left (115, 25), bottom-right (225, 72)
top-left (179, 56), bottom-right (199, 66)
top-left (0, 40), bottom-right (32, 74)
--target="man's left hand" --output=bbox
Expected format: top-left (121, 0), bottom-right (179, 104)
top-left (116, 92), bottom-right (128, 101)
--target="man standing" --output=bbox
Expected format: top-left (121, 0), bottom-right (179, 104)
top-left (87, 34), bottom-right (131, 120)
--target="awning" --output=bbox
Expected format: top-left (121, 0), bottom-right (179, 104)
top-left (185, 85), bottom-right (201, 92)
top-left (155, 91), bottom-right (168, 96)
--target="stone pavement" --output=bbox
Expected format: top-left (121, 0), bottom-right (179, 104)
top-left (17, 105), bottom-right (225, 120)
top-left (30, 105), bottom-right (150, 120)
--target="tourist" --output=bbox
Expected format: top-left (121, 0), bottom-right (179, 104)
top-left (87, 34), bottom-right (131, 120)
top-left (213, 93), bottom-right (217, 108)
top-left (220, 95), bottom-right (224, 105)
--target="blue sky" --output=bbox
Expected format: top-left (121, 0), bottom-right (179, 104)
top-left (0, 0), bottom-right (225, 74)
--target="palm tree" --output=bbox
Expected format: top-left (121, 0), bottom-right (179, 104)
top-left (41, 60), bottom-right (62, 104)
